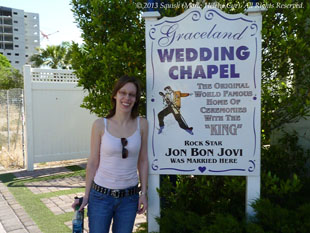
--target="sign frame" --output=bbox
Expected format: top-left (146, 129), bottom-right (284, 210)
top-left (143, 5), bottom-right (265, 232)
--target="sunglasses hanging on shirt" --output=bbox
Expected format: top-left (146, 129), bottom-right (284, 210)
top-left (121, 138), bottom-right (128, 159)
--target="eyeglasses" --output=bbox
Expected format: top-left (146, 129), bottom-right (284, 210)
top-left (121, 138), bottom-right (128, 159)
top-left (118, 90), bottom-right (136, 99)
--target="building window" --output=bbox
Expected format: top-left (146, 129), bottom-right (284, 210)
top-left (14, 28), bottom-right (18, 31)
top-left (15, 53), bottom-right (19, 56)
top-left (5, 43), bottom-right (13, 49)
top-left (25, 55), bottom-right (29, 57)
top-left (7, 53), bottom-right (11, 55)
top-left (14, 45), bottom-right (19, 48)
top-left (4, 28), bottom-right (13, 33)
top-left (4, 18), bottom-right (12, 25)
top-left (14, 20), bottom-right (18, 23)
top-left (15, 61), bottom-right (19, 64)
top-left (4, 35), bottom-right (13, 41)
top-left (33, 16), bottom-right (37, 19)
top-left (24, 15), bottom-right (28, 18)
top-left (14, 37), bottom-right (19, 40)
top-left (13, 12), bottom-right (18, 15)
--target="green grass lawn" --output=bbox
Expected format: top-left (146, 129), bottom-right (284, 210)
top-left (0, 165), bottom-right (86, 233)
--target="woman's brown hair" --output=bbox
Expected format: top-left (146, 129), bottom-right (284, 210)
top-left (106, 75), bottom-right (141, 119)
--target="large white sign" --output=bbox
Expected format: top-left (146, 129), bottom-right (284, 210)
top-left (146, 7), bottom-right (261, 176)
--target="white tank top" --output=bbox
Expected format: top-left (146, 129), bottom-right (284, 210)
top-left (93, 117), bottom-right (141, 189)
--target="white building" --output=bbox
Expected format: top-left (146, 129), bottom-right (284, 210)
top-left (0, 6), bottom-right (40, 71)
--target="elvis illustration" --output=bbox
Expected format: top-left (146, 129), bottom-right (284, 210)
top-left (158, 86), bottom-right (194, 135)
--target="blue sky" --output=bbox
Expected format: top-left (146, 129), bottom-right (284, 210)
top-left (0, 0), bottom-right (83, 47)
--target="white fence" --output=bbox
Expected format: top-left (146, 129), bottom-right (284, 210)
top-left (23, 65), bottom-right (97, 170)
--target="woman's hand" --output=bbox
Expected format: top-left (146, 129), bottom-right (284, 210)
top-left (137, 194), bottom-right (147, 214)
top-left (71, 196), bottom-right (89, 211)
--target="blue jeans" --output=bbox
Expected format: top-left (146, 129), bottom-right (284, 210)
top-left (88, 187), bottom-right (139, 233)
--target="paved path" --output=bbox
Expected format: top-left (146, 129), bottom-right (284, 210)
top-left (0, 164), bottom-right (146, 233)
top-left (0, 180), bottom-right (41, 233)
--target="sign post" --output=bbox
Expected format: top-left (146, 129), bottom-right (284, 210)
top-left (244, 5), bottom-right (266, 218)
top-left (142, 11), bottom-right (161, 233)
top-left (143, 5), bottom-right (265, 232)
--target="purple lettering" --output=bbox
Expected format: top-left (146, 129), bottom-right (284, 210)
top-left (193, 32), bottom-right (201, 39)
top-left (180, 66), bottom-right (192, 79)
top-left (207, 24), bottom-right (217, 38)
top-left (236, 46), bottom-right (250, 60)
top-left (200, 48), bottom-right (212, 61)
top-left (169, 66), bottom-right (179, 79)
top-left (233, 26), bottom-right (248, 40)
top-left (214, 47), bottom-right (219, 61)
top-left (158, 24), bottom-right (178, 47)
top-left (221, 47), bottom-right (234, 60)
top-left (220, 65), bottom-right (229, 78)
top-left (158, 49), bottom-right (174, 62)
top-left (230, 64), bottom-right (240, 78)
top-left (207, 65), bottom-right (218, 78)
top-left (193, 65), bottom-right (206, 79)
top-left (186, 48), bottom-right (198, 62)
top-left (175, 48), bottom-right (184, 62)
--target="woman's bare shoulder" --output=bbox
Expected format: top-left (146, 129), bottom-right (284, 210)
top-left (92, 118), bottom-right (105, 133)
top-left (139, 117), bottom-right (148, 130)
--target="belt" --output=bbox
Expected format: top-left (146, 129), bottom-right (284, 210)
top-left (92, 182), bottom-right (139, 198)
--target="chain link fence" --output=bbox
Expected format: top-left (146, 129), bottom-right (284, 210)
top-left (0, 88), bottom-right (24, 168)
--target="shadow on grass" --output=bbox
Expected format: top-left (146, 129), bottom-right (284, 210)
top-left (0, 165), bottom-right (86, 233)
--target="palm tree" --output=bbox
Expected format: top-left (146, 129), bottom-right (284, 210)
top-left (30, 42), bottom-right (72, 69)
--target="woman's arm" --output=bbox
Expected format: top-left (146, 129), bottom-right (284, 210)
top-left (137, 117), bottom-right (149, 214)
top-left (73, 118), bottom-right (103, 210)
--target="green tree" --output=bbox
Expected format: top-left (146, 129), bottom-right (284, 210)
top-left (259, 0), bottom-right (310, 143)
top-left (0, 53), bottom-right (11, 68)
top-left (71, 0), bottom-right (146, 116)
top-left (0, 54), bottom-right (23, 89)
top-left (30, 41), bottom-right (73, 69)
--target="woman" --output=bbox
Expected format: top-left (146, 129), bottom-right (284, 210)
top-left (73, 75), bottom-right (148, 233)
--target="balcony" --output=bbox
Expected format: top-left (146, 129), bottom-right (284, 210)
top-left (0, 43), bottom-right (13, 50)
top-left (0, 34), bottom-right (13, 43)
top-left (0, 16), bottom-right (13, 25)
top-left (0, 28), bottom-right (13, 33)
top-left (0, 7), bottom-right (13, 17)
